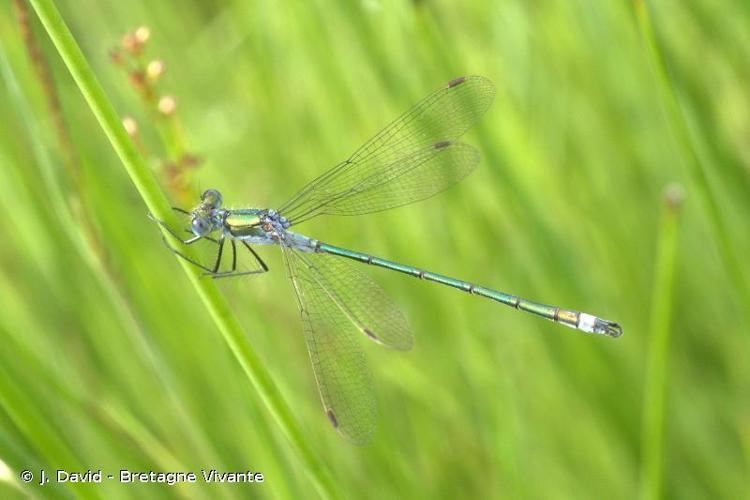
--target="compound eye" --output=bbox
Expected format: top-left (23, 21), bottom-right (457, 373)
top-left (191, 217), bottom-right (210, 236)
top-left (201, 189), bottom-right (223, 209)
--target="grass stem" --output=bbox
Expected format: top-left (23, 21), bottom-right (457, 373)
top-left (26, 1), bottom-right (337, 497)
top-left (640, 184), bottom-right (683, 500)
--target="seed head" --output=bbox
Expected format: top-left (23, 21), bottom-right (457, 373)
top-left (146, 60), bottom-right (165, 80)
top-left (122, 26), bottom-right (150, 55)
top-left (122, 116), bottom-right (138, 136)
top-left (663, 183), bottom-right (685, 210)
top-left (128, 70), bottom-right (146, 90)
top-left (158, 95), bottom-right (177, 116)
top-left (134, 26), bottom-right (151, 44)
top-left (121, 33), bottom-right (138, 52)
top-left (109, 48), bottom-right (123, 66)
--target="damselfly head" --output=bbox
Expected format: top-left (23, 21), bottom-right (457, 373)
top-left (185, 189), bottom-right (224, 236)
top-left (190, 215), bottom-right (212, 236)
top-left (200, 189), bottom-right (223, 209)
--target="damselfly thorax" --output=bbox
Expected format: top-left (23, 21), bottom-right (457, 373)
top-left (221, 208), bottom-right (317, 252)
top-left (221, 209), bottom-right (282, 243)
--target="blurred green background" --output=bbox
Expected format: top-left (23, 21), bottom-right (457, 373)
top-left (1, 0), bottom-right (748, 498)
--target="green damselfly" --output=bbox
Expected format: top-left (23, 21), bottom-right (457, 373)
top-left (153, 76), bottom-right (622, 444)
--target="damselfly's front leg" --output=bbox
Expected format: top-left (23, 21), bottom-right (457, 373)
top-left (148, 209), bottom-right (203, 244)
top-left (149, 210), bottom-right (223, 272)
top-left (159, 234), bottom-right (220, 273)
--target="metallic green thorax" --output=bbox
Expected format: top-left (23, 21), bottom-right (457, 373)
top-left (225, 209), bottom-right (264, 238)
top-left (315, 241), bottom-right (592, 333)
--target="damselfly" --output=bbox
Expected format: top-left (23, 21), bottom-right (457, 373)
top-left (152, 76), bottom-right (622, 444)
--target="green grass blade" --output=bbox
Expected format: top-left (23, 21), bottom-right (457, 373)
top-left (640, 185), bottom-right (683, 500)
top-left (633, 0), bottom-right (750, 322)
top-left (25, 1), bottom-right (336, 497)
top-left (0, 359), bottom-right (99, 499)
top-left (0, 456), bottom-right (27, 497)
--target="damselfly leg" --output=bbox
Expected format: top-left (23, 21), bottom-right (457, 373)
top-left (149, 210), bottom-right (268, 278)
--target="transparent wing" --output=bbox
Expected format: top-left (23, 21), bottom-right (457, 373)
top-left (278, 76), bottom-right (495, 224)
top-left (297, 251), bottom-right (413, 349)
top-left (285, 142), bottom-right (480, 222)
top-left (282, 245), bottom-right (377, 444)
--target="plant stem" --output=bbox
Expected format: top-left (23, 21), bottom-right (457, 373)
top-left (633, 0), bottom-right (750, 323)
top-left (26, 1), bottom-right (336, 497)
top-left (1, 26), bottom-right (227, 478)
top-left (640, 184), bottom-right (683, 500)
